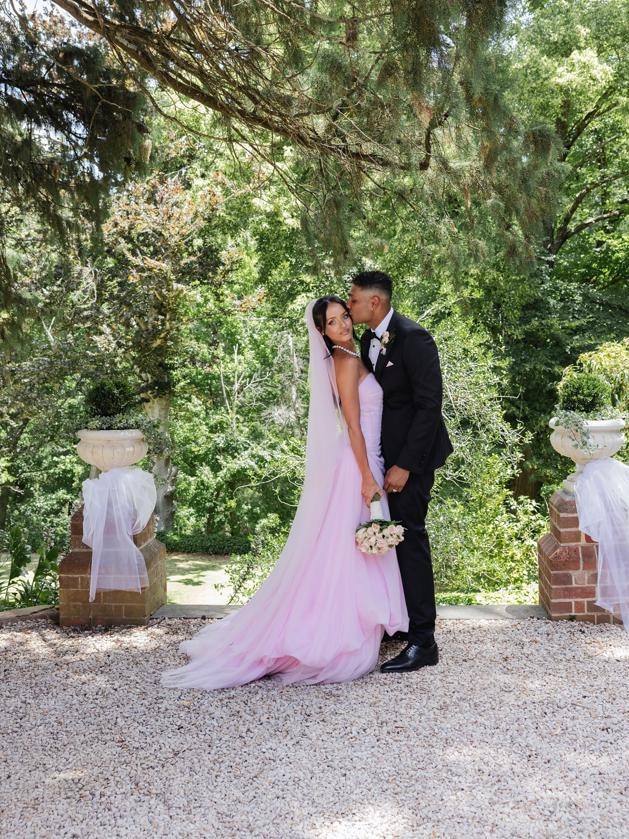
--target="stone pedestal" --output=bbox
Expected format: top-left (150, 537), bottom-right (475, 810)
top-left (538, 491), bottom-right (622, 625)
top-left (59, 507), bottom-right (167, 627)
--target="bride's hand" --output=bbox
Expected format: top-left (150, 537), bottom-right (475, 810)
top-left (361, 475), bottom-right (383, 507)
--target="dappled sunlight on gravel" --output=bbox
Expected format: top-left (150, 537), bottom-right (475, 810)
top-left (1, 618), bottom-right (628, 838)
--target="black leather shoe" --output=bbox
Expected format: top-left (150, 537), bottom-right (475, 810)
top-left (380, 641), bottom-right (439, 673)
top-left (382, 630), bottom-right (409, 643)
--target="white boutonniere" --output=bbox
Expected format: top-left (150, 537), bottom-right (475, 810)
top-left (380, 330), bottom-right (395, 356)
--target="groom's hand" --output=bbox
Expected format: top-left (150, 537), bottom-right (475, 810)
top-left (384, 466), bottom-right (410, 494)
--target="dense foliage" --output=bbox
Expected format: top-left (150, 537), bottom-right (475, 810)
top-left (49, 0), bottom-right (512, 173)
top-left (0, 3), bottom-right (148, 341)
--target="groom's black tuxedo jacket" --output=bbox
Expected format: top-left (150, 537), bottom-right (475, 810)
top-left (360, 310), bottom-right (453, 474)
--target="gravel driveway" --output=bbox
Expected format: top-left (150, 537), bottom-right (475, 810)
top-left (1, 617), bottom-right (628, 838)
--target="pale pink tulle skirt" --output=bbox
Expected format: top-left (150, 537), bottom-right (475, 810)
top-left (161, 442), bottom-right (408, 690)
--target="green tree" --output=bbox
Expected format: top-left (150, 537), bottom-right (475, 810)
top-left (503, 0), bottom-right (629, 492)
top-left (89, 166), bottom-right (222, 528)
top-left (50, 0), bottom-right (509, 169)
top-left (0, 2), bottom-right (148, 338)
top-left (49, 0), bottom-right (564, 268)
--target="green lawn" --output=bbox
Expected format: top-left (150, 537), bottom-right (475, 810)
top-left (0, 551), bottom-right (234, 606)
top-left (165, 552), bottom-right (233, 604)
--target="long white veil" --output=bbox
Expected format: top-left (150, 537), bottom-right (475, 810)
top-left (258, 300), bottom-right (348, 584)
top-left (167, 301), bottom-right (348, 657)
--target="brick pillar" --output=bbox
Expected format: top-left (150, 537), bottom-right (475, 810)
top-left (59, 507), bottom-right (167, 627)
top-left (538, 490), bottom-right (622, 625)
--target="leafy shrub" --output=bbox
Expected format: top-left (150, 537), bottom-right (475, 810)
top-left (80, 378), bottom-right (170, 459)
top-left (171, 406), bottom-right (305, 539)
top-left (554, 362), bottom-right (625, 456)
top-left (161, 531), bottom-right (250, 555)
top-left (430, 457), bottom-right (546, 598)
top-left (578, 338), bottom-right (629, 413)
top-left (0, 526), bottom-right (61, 611)
top-left (225, 514), bottom-right (286, 603)
top-left (557, 370), bottom-right (612, 415)
top-left (84, 378), bottom-right (139, 420)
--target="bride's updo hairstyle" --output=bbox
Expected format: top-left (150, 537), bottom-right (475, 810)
top-left (312, 295), bottom-right (354, 354)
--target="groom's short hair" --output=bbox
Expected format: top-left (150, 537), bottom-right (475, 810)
top-left (351, 270), bottom-right (392, 300)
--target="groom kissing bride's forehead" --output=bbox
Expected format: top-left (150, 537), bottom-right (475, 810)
top-left (162, 268), bottom-right (453, 690)
top-left (347, 269), bottom-right (453, 673)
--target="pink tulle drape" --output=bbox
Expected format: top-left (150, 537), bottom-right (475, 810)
top-left (82, 466), bottom-right (157, 602)
top-left (575, 458), bottom-right (629, 630)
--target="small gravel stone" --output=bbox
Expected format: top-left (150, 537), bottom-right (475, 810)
top-left (1, 618), bottom-right (628, 838)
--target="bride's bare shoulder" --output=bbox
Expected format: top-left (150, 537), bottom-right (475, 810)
top-left (332, 351), bottom-right (360, 381)
top-left (332, 351), bottom-right (360, 366)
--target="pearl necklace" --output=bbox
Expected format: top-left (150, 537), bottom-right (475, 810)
top-left (332, 344), bottom-right (360, 358)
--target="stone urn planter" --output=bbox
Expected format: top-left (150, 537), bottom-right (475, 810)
top-left (549, 416), bottom-right (626, 494)
top-left (76, 429), bottom-right (148, 472)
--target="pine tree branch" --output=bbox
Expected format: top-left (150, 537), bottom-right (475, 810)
top-left (50, 0), bottom-right (398, 169)
top-left (419, 110), bottom-right (450, 171)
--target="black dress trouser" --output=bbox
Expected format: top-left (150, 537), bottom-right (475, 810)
top-left (386, 469), bottom-right (437, 645)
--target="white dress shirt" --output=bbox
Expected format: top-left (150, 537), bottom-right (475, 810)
top-left (368, 308), bottom-right (394, 369)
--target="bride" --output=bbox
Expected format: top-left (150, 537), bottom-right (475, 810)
top-left (161, 297), bottom-right (408, 689)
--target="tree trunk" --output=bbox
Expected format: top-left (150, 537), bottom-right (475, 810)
top-left (144, 395), bottom-right (177, 532)
top-left (511, 463), bottom-right (542, 501)
top-left (0, 485), bottom-right (10, 531)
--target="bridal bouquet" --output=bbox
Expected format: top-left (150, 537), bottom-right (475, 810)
top-left (355, 494), bottom-right (405, 556)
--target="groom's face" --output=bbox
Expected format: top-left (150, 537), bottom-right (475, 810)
top-left (347, 284), bottom-right (376, 325)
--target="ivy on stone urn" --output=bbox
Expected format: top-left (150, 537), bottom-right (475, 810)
top-left (550, 368), bottom-right (626, 494)
top-left (77, 377), bottom-right (168, 472)
top-left (83, 379), bottom-right (139, 427)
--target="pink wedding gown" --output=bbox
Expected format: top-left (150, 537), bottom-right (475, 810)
top-left (161, 373), bottom-right (408, 689)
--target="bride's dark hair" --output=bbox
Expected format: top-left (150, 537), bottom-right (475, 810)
top-left (312, 295), bottom-right (355, 354)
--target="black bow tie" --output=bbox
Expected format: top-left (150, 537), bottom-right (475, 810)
top-left (363, 329), bottom-right (380, 342)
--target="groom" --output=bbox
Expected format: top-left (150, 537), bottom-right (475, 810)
top-left (348, 271), bottom-right (453, 672)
